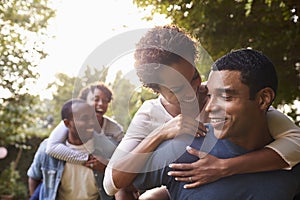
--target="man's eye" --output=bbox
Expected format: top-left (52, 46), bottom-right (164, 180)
top-left (221, 95), bottom-right (232, 100)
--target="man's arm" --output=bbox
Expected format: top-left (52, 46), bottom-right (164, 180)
top-left (28, 177), bottom-right (41, 196)
top-left (27, 140), bottom-right (46, 198)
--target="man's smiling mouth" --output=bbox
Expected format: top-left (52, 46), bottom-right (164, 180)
top-left (209, 117), bottom-right (227, 128)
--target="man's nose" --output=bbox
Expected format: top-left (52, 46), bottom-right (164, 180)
top-left (205, 96), bottom-right (219, 113)
top-left (97, 99), bottom-right (104, 105)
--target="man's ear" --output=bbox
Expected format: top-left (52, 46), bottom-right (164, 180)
top-left (256, 87), bottom-right (275, 111)
top-left (63, 119), bottom-right (70, 128)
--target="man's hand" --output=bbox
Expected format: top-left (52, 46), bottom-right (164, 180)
top-left (138, 186), bottom-right (170, 200)
top-left (115, 185), bottom-right (140, 200)
top-left (167, 146), bottom-right (228, 188)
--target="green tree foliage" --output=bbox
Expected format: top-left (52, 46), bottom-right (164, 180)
top-left (0, 162), bottom-right (27, 198)
top-left (128, 86), bottom-right (158, 120)
top-left (134, 0), bottom-right (300, 124)
top-left (0, 0), bottom-right (56, 145)
top-left (110, 71), bottom-right (136, 130)
top-left (46, 73), bottom-right (77, 126)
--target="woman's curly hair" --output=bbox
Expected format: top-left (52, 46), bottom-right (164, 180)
top-left (78, 82), bottom-right (113, 102)
top-left (134, 25), bottom-right (198, 91)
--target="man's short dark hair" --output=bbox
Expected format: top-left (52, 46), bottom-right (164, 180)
top-left (61, 99), bottom-right (87, 120)
top-left (212, 48), bottom-right (278, 100)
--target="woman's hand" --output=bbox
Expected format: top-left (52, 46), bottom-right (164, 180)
top-left (84, 154), bottom-right (108, 172)
top-left (158, 114), bottom-right (207, 141)
top-left (168, 146), bottom-right (229, 188)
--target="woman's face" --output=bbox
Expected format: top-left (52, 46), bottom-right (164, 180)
top-left (157, 59), bottom-right (201, 105)
top-left (157, 58), bottom-right (201, 117)
top-left (86, 88), bottom-right (109, 121)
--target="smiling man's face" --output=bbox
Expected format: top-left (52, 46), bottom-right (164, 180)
top-left (205, 70), bottom-right (259, 142)
top-left (70, 103), bottom-right (96, 143)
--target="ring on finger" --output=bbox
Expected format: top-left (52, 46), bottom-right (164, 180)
top-left (90, 163), bottom-right (94, 168)
top-left (189, 177), bottom-right (193, 182)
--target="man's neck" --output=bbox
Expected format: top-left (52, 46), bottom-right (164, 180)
top-left (230, 119), bottom-right (273, 151)
top-left (98, 116), bottom-right (104, 126)
top-left (67, 131), bottom-right (83, 146)
top-left (95, 117), bottom-right (104, 133)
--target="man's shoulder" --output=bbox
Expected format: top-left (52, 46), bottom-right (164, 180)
top-left (36, 139), bottom-right (64, 163)
top-left (37, 139), bottom-right (48, 153)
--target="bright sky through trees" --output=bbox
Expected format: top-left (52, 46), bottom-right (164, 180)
top-left (34, 0), bottom-right (170, 99)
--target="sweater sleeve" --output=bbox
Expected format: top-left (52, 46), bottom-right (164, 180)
top-left (103, 165), bottom-right (119, 196)
top-left (266, 107), bottom-right (300, 168)
top-left (103, 99), bottom-right (160, 195)
top-left (46, 121), bottom-right (89, 164)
